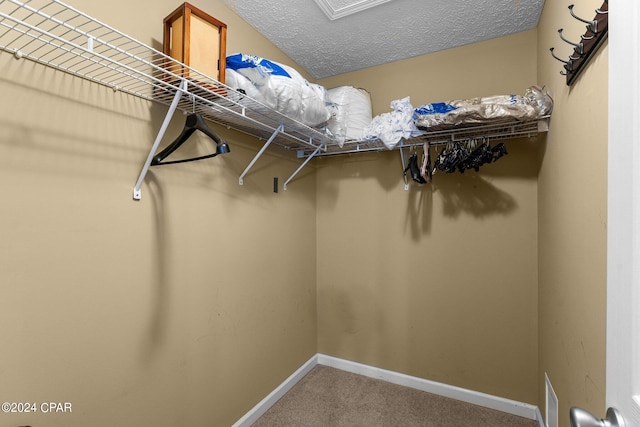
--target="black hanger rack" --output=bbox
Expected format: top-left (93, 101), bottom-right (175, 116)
top-left (550, 1), bottom-right (608, 86)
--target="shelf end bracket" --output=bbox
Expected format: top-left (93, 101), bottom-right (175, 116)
top-left (283, 143), bottom-right (324, 190)
top-left (132, 80), bottom-right (187, 200)
top-left (239, 124), bottom-right (284, 185)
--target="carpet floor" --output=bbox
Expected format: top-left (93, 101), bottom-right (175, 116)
top-left (251, 365), bottom-right (538, 427)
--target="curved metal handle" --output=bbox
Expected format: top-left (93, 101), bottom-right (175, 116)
top-left (550, 47), bottom-right (573, 73)
top-left (568, 4), bottom-right (598, 33)
top-left (550, 47), bottom-right (570, 64)
top-left (570, 407), bottom-right (626, 427)
top-left (558, 28), bottom-right (584, 55)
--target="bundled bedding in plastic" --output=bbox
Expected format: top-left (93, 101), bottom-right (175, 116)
top-left (225, 53), bottom-right (331, 127)
top-left (325, 86), bottom-right (373, 145)
top-left (362, 97), bottom-right (424, 149)
top-left (225, 54), bottom-right (375, 146)
top-left (412, 85), bottom-right (553, 130)
top-left (224, 54), bottom-right (552, 151)
top-left (364, 86), bottom-right (553, 149)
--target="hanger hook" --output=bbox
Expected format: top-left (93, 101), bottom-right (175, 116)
top-left (568, 4), bottom-right (598, 33)
top-left (558, 29), bottom-right (584, 55)
top-left (549, 47), bottom-right (567, 64)
top-left (581, 28), bottom-right (595, 41)
top-left (550, 47), bottom-right (573, 72)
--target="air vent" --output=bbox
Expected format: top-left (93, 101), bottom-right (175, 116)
top-left (313, 0), bottom-right (394, 20)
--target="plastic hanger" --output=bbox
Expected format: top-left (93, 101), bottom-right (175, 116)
top-left (404, 153), bottom-right (427, 184)
top-left (151, 113), bottom-right (230, 166)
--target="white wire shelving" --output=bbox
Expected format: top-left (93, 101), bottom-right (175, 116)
top-left (0, 0), bottom-right (549, 198)
top-left (0, 0), bottom-right (334, 198)
top-left (299, 116), bottom-right (549, 158)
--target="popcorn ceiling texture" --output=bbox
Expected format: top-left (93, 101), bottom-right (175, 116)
top-left (222, 0), bottom-right (544, 79)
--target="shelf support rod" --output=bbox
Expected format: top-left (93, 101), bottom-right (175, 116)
top-left (239, 124), bottom-right (283, 185)
top-left (133, 79), bottom-right (187, 200)
top-left (399, 146), bottom-right (409, 191)
top-left (284, 144), bottom-right (324, 190)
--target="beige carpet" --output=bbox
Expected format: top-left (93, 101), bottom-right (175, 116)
top-left (251, 365), bottom-right (538, 427)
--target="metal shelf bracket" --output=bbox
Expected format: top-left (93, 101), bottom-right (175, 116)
top-left (283, 143), bottom-right (324, 190)
top-left (132, 80), bottom-right (188, 200)
top-left (399, 146), bottom-right (409, 191)
top-left (239, 124), bottom-right (283, 185)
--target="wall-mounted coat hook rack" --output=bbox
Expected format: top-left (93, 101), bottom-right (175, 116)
top-left (550, 1), bottom-right (608, 85)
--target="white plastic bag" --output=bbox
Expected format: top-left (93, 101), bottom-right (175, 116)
top-left (326, 86), bottom-right (373, 144)
top-left (413, 85), bottom-right (554, 129)
top-left (363, 97), bottom-right (422, 149)
top-left (225, 54), bottom-right (331, 127)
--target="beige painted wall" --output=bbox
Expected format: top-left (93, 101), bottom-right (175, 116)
top-left (0, 1), bottom-right (317, 426)
top-left (316, 30), bottom-right (541, 405)
top-left (320, 30), bottom-right (538, 116)
top-left (0, 0), bottom-right (610, 425)
top-left (537, 0), bottom-right (608, 425)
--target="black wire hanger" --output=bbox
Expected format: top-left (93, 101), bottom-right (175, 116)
top-left (151, 113), bottom-right (230, 166)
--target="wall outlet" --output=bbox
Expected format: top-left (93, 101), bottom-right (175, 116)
top-left (545, 373), bottom-right (559, 427)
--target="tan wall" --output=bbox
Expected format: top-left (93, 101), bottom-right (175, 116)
top-left (0, 1), bottom-right (317, 426)
top-left (316, 30), bottom-right (540, 405)
top-left (319, 30), bottom-right (538, 116)
top-left (537, 0), bottom-right (608, 425)
top-left (0, 0), bottom-right (610, 424)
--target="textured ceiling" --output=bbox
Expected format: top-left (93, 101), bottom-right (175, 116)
top-left (221, 0), bottom-right (544, 79)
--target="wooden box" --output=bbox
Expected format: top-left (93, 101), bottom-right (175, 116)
top-left (163, 2), bottom-right (227, 84)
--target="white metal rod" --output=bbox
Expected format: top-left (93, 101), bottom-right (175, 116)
top-left (132, 79), bottom-right (187, 200)
top-left (399, 146), bottom-right (409, 191)
top-left (283, 144), bottom-right (324, 190)
top-left (239, 124), bottom-right (283, 185)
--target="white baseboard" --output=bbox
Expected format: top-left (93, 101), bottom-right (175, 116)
top-left (231, 354), bottom-right (318, 427)
top-left (317, 354), bottom-right (540, 421)
top-left (536, 407), bottom-right (546, 427)
top-left (233, 353), bottom-right (543, 426)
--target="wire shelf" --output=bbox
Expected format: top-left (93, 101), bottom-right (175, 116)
top-left (0, 0), bottom-right (550, 195)
top-left (299, 116), bottom-right (549, 158)
top-left (0, 0), bottom-right (332, 153)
